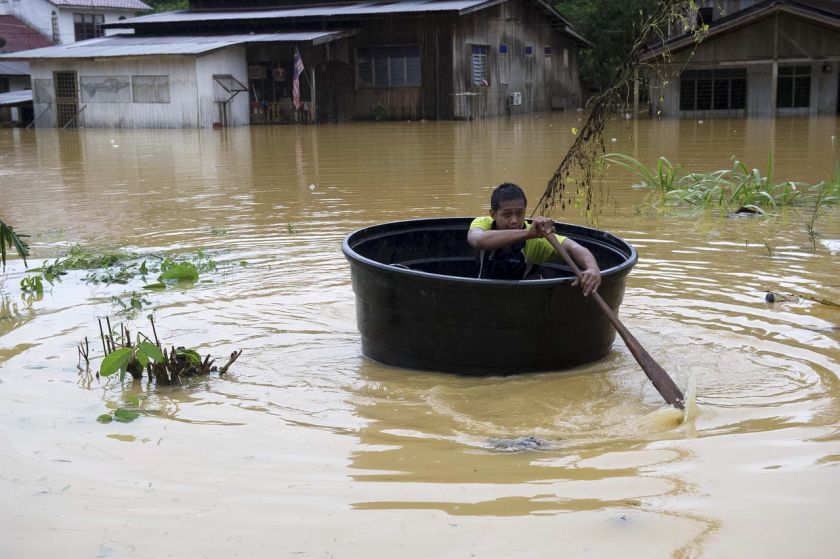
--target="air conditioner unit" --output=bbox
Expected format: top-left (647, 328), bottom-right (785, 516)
top-left (509, 92), bottom-right (522, 106)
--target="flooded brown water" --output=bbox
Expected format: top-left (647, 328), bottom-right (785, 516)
top-left (0, 113), bottom-right (838, 558)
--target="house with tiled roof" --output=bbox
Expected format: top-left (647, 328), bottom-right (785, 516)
top-left (0, 14), bottom-right (54, 125)
top-left (642, 0), bottom-right (840, 117)
top-left (0, 0), bottom-right (149, 125)
top-left (0, 0), bottom-right (151, 45)
top-left (0, 0), bottom-right (589, 128)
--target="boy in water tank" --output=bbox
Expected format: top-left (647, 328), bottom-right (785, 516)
top-left (467, 182), bottom-right (601, 295)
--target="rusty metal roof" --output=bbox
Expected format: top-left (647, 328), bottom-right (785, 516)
top-left (49, 0), bottom-right (151, 9)
top-left (0, 31), bottom-right (352, 60)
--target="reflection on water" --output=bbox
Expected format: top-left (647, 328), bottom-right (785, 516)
top-left (0, 114), bottom-right (838, 557)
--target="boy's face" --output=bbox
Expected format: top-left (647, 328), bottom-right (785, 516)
top-left (490, 198), bottom-right (527, 230)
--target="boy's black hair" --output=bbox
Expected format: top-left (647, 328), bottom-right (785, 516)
top-left (490, 182), bottom-right (527, 211)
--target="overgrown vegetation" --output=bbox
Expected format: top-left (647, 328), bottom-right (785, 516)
top-left (556, 0), bottom-right (660, 91)
top-left (144, 0), bottom-right (188, 13)
top-left (535, 1), bottom-right (707, 220)
top-left (32, 245), bottom-right (220, 290)
top-left (604, 151), bottom-right (840, 214)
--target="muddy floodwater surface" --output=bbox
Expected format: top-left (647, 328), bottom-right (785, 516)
top-left (0, 114), bottom-right (838, 558)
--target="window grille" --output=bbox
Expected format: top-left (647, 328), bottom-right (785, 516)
top-left (777, 65), bottom-right (811, 108)
top-left (132, 76), bottom-right (170, 104)
top-left (54, 71), bottom-right (78, 127)
top-left (471, 45), bottom-right (488, 86)
top-left (679, 68), bottom-right (747, 111)
top-left (357, 45), bottom-right (421, 88)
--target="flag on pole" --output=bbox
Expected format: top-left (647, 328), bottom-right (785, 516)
top-left (292, 47), bottom-right (305, 110)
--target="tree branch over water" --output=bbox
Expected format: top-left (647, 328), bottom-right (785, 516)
top-left (536, 0), bottom-right (707, 221)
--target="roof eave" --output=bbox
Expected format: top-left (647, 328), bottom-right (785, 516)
top-left (641, 2), bottom-right (840, 62)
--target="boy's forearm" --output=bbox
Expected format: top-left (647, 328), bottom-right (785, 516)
top-left (468, 228), bottom-right (532, 251)
top-left (572, 245), bottom-right (598, 272)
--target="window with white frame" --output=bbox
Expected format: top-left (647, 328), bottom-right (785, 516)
top-left (132, 75), bottom-right (170, 103)
top-left (471, 45), bottom-right (488, 86)
top-left (357, 45), bottom-right (421, 87)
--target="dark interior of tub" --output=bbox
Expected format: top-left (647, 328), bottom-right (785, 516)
top-left (346, 218), bottom-right (636, 279)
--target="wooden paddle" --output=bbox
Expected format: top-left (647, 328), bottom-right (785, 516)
top-left (544, 234), bottom-right (685, 410)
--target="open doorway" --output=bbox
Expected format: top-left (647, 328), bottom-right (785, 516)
top-left (315, 60), bottom-right (354, 122)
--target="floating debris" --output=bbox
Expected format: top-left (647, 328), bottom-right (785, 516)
top-left (486, 435), bottom-right (544, 452)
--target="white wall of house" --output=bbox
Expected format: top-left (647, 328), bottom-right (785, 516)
top-left (195, 46), bottom-right (249, 128)
top-left (28, 48), bottom-right (250, 128)
top-left (747, 64), bottom-right (773, 116)
top-left (0, 0), bottom-right (142, 44)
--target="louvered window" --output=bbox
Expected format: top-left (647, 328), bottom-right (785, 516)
top-left (471, 45), bottom-right (488, 86)
top-left (680, 68), bottom-right (747, 111)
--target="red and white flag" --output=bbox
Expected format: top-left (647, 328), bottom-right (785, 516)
top-left (292, 47), bottom-right (304, 110)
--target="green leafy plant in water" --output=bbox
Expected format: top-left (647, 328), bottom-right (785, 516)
top-left (158, 259), bottom-right (199, 282)
top-left (97, 394), bottom-right (144, 423)
top-left (111, 292), bottom-right (152, 316)
top-left (96, 316), bottom-right (243, 388)
top-left (19, 275), bottom-right (43, 295)
top-left (0, 220), bottom-right (30, 269)
top-left (100, 338), bottom-right (166, 382)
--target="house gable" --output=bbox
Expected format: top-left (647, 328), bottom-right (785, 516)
top-left (0, 15), bottom-right (54, 53)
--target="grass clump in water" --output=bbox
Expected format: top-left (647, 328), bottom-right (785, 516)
top-left (605, 150), bottom-right (839, 214)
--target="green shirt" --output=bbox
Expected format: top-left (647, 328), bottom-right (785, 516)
top-left (469, 216), bottom-right (567, 265)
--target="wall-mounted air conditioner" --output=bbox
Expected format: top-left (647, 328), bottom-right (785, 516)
top-left (509, 92), bottom-right (522, 106)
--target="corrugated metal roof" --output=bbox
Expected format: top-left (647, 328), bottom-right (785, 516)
top-left (0, 89), bottom-right (32, 107)
top-left (49, 0), bottom-right (151, 9)
top-left (110, 0), bottom-right (491, 25)
top-left (0, 60), bottom-right (30, 75)
top-left (0, 32), bottom-right (350, 60)
top-left (105, 0), bottom-right (590, 46)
